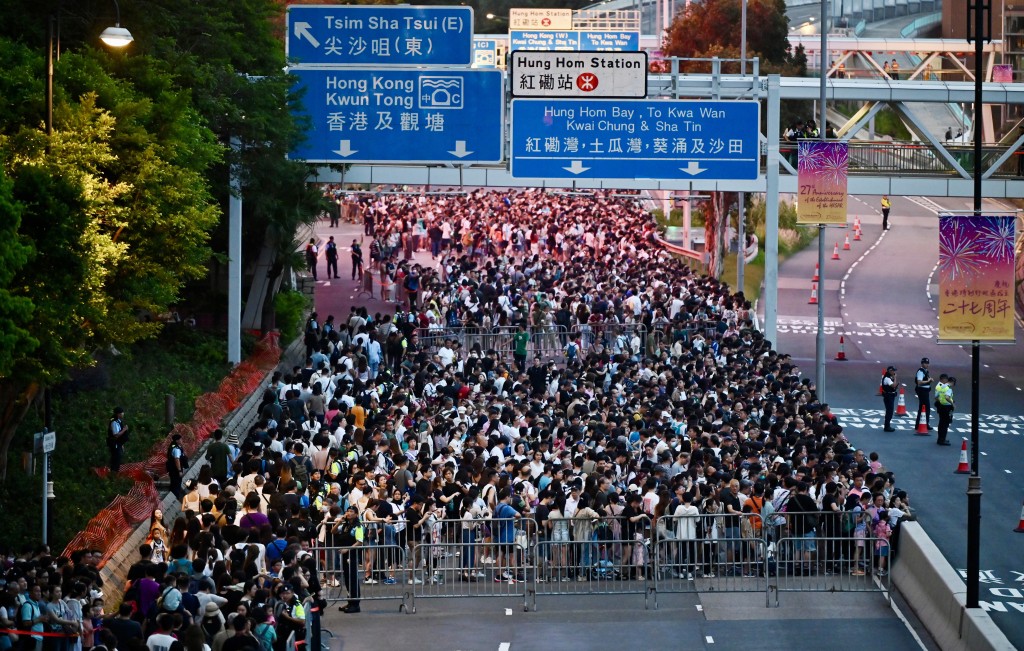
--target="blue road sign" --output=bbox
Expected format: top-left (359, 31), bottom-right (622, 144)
top-left (510, 99), bottom-right (760, 180)
top-left (289, 68), bottom-right (504, 164)
top-left (473, 38), bottom-right (499, 68)
top-left (287, 5), bottom-right (474, 66)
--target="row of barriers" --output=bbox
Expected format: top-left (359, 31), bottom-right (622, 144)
top-left (313, 512), bottom-right (892, 612)
top-left (413, 321), bottom-right (728, 366)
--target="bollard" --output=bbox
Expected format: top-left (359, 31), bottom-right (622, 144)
top-left (165, 394), bottom-right (176, 426)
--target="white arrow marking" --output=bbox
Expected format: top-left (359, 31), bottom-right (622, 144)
top-left (293, 22), bottom-right (320, 48)
top-left (448, 140), bottom-right (473, 158)
top-left (333, 140), bottom-right (357, 157)
top-left (680, 161), bottom-right (706, 175)
top-left (563, 160), bottom-right (590, 175)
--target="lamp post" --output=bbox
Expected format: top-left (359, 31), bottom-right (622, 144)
top-left (47, 0), bottom-right (133, 136)
top-left (42, 0), bottom-right (132, 543)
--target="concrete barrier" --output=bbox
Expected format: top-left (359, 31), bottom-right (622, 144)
top-left (891, 522), bottom-right (1016, 651)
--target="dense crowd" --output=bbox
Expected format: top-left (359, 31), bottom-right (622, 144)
top-left (0, 188), bottom-right (915, 651)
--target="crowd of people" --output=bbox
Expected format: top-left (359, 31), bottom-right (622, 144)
top-left (0, 188), bottom-right (917, 651)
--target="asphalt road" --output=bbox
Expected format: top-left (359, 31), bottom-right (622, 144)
top-left (764, 193), bottom-right (1024, 647)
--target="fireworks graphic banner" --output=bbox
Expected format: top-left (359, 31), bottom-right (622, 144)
top-left (938, 214), bottom-right (1016, 342)
top-left (797, 141), bottom-right (848, 225)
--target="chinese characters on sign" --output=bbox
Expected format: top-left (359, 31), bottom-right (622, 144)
top-left (289, 68), bottom-right (503, 164)
top-left (797, 141), bottom-right (849, 224)
top-left (938, 215), bottom-right (1016, 342)
top-left (287, 5), bottom-right (474, 66)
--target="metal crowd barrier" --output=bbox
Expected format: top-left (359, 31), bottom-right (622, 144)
top-left (312, 510), bottom-right (892, 612)
top-left (651, 514), bottom-right (769, 608)
top-left (317, 543), bottom-right (411, 612)
top-left (534, 515), bottom-right (653, 609)
top-left (770, 537), bottom-right (891, 606)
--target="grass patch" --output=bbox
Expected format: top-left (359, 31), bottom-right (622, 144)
top-left (0, 327), bottom-right (252, 552)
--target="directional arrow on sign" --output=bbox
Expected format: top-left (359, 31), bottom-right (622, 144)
top-left (448, 141), bottom-right (474, 158)
top-left (333, 140), bottom-right (357, 157)
top-left (680, 161), bottom-right (706, 176)
top-left (293, 22), bottom-right (320, 48)
top-left (563, 160), bottom-right (591, 175)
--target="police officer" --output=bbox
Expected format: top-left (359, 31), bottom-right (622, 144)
top-left (881, 366), bottom-right (898, 432)
top-left (107, 407), bottom-right (130, 473)
top-left (935, 375), bottom-right (956, 446)
top-left (914, 357), bottom-right (932, 431)
top-left (333, 505), bottom-right (365, 613)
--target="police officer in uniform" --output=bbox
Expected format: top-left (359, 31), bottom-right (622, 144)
top-left (333, 505), bottom-right (365, 613)
top-left (881, 366), bottom-right (898, 432)
top-left (935, 375), bottom-right (956, 446)
top-left (914, 357), bottom-right (932, 431)
top-left (107, 406), bottom-right (130, 473)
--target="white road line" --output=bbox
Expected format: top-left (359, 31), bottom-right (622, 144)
top-left (504, 608), bottom-right (512, 616)
top-left (696, 604), bottom-right (704, 611)
top-left (705, 636), bottom-right (715, 644)
top-left (499, 643), bottom-right (511, 651)
top-left (888, 593), bottom-right (929, 651)
top-left (1006, 469), bottom-right (1013, 474)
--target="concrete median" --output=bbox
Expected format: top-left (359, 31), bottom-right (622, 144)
top-left (891, 521), bottom-right (1015, 651)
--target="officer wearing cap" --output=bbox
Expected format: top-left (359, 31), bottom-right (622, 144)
top-left (881, 366), bottom-right (898, 432)
top-left (915, 357), bottom-right (932, 431)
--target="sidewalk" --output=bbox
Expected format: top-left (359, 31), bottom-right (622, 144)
top-left (308, 217), bottom-right (436, 325)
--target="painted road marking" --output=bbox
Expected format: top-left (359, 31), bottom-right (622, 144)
top-left (832, 407), bottom-right (1024, 437)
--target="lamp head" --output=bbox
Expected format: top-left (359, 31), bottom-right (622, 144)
top-left (99, 25), bottom-right (133, 48)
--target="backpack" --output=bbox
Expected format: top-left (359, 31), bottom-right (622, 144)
top-left (290, 455), bottom-right (311, 488)
top-left (253, 622), bottom-right (275, 651)
top-left (765, 490), bottom-right (789, 527)
top-left (305, 244), bottom-right (317, 265)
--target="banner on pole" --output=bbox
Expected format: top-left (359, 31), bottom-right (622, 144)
top-left (938, 214), bottom-right (1016, 342)
top-left (797, 141), bottom-right (848, 225)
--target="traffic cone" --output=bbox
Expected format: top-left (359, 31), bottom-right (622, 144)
top-left (808, 283), bottom-right (818, 304)
top-left (895, 386), bottom-right (908, 415)
top-left (834, 335), bottom-right (847, 360)
top-left (954, 439), bottom-right (970, 474)
top-left (854, 216), bottom-right (861, 230)
top-left (812, 263), bottom-right (820, 282)
top-left (832, 242), bottom-right (840, 260)
top-left (877, 371), bottom-right (886, 396)
top-left (843, 234), bottom-right (851, 250)
top-left (853, 225), bottom-right (862, 241)
top-left (914, 405), bottom-right (930, 435)
top-left (1014, 500), bottom-right (1024, 532)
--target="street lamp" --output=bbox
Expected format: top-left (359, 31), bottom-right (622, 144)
top-left (47, 0), bottom-right (134, 137)
top-left (41, 0), bottom-right (132, 544)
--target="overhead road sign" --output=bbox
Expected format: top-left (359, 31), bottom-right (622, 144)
top-left (510, 51), bottom-right (647, 98)
top-left (287, 5), bottom-right (474, 66)
top-left (509, 8), bottom-right (573, 31)
top-left (510, 99), bottom-right (760, 180)
top-left (510, 30), bottom-right (640, 52)
top-left (289, 68), bottom-right (504, 164)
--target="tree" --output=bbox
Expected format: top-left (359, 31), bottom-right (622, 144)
top-left (662, 0), bottom-right (796, 73)
top-left (662, 0), bottom-right (802, 279)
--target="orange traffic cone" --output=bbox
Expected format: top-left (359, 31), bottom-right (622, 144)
top-left (895, 387), bottom-right (908, 416)
top-left (854, 216), bottom-right (861, 230)
top-left (1014, 500), bottom-right (1024, 532)
top-left (808, 283), bottom-right (818, 304)
top-left (834, 335), bottom-right (847, 360)
top-left (812, 263), bottom-right (820, 282)
top-left (914, 405), bottom-right (930, 435)
top-left (853, 225), bottom-right (862, 241)
top-left (954, 439), bottom-right (970, 474)
top-left (832, 243), bottom-right (840, 260)
top-left (842, 234), bottom-right (851, 250)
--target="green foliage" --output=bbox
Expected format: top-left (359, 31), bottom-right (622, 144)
top-left (274, 290), bottom-right (308, 342)
top-left (0, 328), bottom-right (230, 551)
top-left (0, 170), bottom-right (35, 376)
